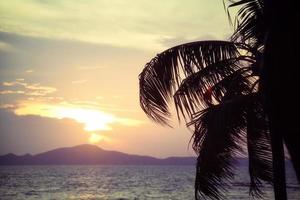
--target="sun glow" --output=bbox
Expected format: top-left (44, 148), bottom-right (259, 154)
top-left (14, 102), bottom-right (143, 145)
top-left (15, 103), bottom-right (116, 131)
top-left (89, 133), bottom-right (103, 144)
top-left (54, 107), bottom-right (115, 131)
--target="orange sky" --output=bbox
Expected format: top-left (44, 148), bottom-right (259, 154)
top-left (0, 0), bottom-right (232, 157)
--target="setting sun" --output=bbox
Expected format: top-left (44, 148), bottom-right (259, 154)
top-left (15, 103), bottom-right (116, 132)
top-left (54, 107), bottom-right (115, 131)
top-left (89, 133), bottom-right (103, 144)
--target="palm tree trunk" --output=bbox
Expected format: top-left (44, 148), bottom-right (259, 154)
top-left (268, 116), bottom-right (287, 200)
top-left (260, 0), bottom-right (296, 199)
top-left (263, 0), bottom-right (300, 176)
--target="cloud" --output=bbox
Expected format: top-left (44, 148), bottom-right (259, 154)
top-left (0, 108), bottom-right (89, 155)
top-left (1, 79), bottom-right (57, 96)
top-left (0, 32), bottom-right (150, 115)
top-left (0, 0), bottom-right (232, 50)
top-left (0, 31), bottom-right (150, 71)
top-left (3, 82), bottom-right (16, 86)
top-left (2, 80), bottom-right (26, 86)
top-left (0, 90), bottom-right (24, 95)
top-left (25, 84), bottom-right (57, 96)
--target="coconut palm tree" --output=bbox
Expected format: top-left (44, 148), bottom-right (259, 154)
top-left (139, 0), bottom-right (298, 199)
top-left (139, 3), bottom-right (273, 198)
top-left (139, 40), bottom-right (272, 199)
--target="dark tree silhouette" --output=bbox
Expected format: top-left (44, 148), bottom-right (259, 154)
top-left (139, 0), bottom-right (298, 199)
top-left (231, 0), bottom-right (299, 199)
top-left (260, 0), bottom-right (300, 199)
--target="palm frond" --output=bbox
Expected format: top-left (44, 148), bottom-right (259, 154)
top-left (212, 68), bottom-right (253, 100)
top-left (139, 41), bottom-right (240, 125)
top-left (228, 0), bottom-right (264, 47)
top-left (246, 95), bottom-right (273, 197)
top-left (191, 95), bottom-right (249, 199)
top-left (173, 58), bottom-right (253, 120)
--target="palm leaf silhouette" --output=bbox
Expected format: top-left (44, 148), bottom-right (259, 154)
top-left (246, 98), bottom-right (273, 197)
top-left (139, 41), bottom-right (240, 125)
top-left (139, 39), bottom-right (273, 199)
top-left (137, 0), bottom-right (286, 199)
top-left (228, 0), bottom-right (265, 47)
top-left (191, 92), bottom-right (272, 199)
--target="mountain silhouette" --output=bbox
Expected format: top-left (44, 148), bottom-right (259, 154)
top-left (0, 144), bottom-right (197, 165)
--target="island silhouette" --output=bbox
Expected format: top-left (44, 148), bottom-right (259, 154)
top-left (0, 144), bottom-right (197, 165)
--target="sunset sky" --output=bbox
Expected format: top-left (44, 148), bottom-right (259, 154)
top-left (0, 0), bottom-right (233, 157)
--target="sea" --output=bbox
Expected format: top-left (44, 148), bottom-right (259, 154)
top-left (0, 165), bottom-right (299, 200)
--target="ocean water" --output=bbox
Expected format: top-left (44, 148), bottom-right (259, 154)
top-left (0, 165), bottom-right (299, 200)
